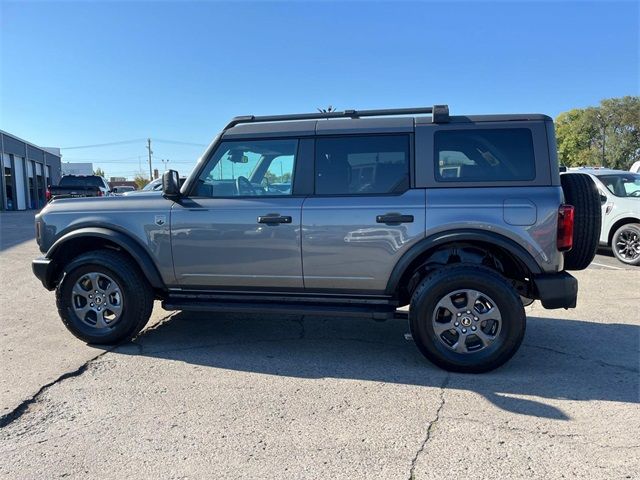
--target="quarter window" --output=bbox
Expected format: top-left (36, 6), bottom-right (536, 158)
top-left (435, 128), bottom-right (536, 182)
top-left (194, 139), bottom-right (297, 197)
top-left (315, 135), bottom-right (410, 195)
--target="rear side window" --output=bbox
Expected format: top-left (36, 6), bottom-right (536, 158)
top-left (315, 135), bottom-right (410, 195)
top-left (435, 128), bottom-right (535, 182)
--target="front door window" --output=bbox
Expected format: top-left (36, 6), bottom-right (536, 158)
top-left (193, 139), bottom-right (297, 197)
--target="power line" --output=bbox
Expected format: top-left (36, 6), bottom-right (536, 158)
top-left (60, 139), bottom-right (146, 150)
top-left (153, 138), bottom-right (207, 147)
top-left (60, 137), bottom-right (207, 150)
top-left (62, 155), bottom-right (143, 163)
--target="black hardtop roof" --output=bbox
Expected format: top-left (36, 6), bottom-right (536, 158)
top-left (221, 105), bottom-right (551, 138)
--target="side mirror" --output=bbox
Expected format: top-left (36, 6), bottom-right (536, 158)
top-left (162, 170), bottom-right (181, 199)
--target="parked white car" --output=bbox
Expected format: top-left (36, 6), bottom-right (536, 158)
top-left (629, 160), bottom-right (640, 173)
top-left (570, 168), bottom-right (640, 265)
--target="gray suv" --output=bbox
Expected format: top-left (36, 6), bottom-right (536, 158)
top-left (32, 105), bottom-right (600, 372)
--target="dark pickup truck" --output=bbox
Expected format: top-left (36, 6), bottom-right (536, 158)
top-left (47, 175), bottom-right (112, 202)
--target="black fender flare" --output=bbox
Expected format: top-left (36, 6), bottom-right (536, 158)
top-left (385, 229), bottom-right (543, 295)
top-left (47, 227), bottom-right (166, 290)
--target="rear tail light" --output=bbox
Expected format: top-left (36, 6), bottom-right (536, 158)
top-left (557, 204), bottom-right (574, 251)
top-left (97, 189), bottom-right (103, 197)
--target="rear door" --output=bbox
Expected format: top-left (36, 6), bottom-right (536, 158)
top-left (301, 126), bottom-right (426, 293)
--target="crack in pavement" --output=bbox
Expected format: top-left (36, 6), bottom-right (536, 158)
top-left (0, 311), bottom-right (178, 429)
top-left (523, 343), bottom-right (639, 373)
top-left (292, 315), bottom-right (305, 339)
top-left (408, 373), bottom-right (450, 480)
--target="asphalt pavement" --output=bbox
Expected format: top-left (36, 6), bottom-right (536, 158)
top-left (1, 210), bottom-right (638, 479)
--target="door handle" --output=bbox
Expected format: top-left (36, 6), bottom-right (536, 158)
top-left (257, 214), bottom-right (292, 225)
top-left (376, 213), bottom-right (414, 224)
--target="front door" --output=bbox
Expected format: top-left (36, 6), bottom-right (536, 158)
top-left (171, 138), bottom-right (304, 289)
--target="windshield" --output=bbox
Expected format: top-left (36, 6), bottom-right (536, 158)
top-left (597, 173), bottom-right (640, 198)
top-left (142, 179), bottom-right (162, 191)
top-left (59, 176), bottom-right (104, 187)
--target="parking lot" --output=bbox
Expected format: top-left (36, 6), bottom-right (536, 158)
top-left (0, 210), bottom-right (638, 479)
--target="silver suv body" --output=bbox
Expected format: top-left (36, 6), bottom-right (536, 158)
top-left (32, 106), bottom-right (584, 372)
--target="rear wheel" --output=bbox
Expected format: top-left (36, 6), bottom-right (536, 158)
top-left (561, 173), bottom-right (602, 270)
top-left (611, 223), bottom-right (640, 266)
top-left (56, 250), bottom-right (154, 344)
top-left (409, 265), bottom-right (526, 373)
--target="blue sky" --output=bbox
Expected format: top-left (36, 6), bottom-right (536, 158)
top-left (1, 0), bottom-right (638, 179)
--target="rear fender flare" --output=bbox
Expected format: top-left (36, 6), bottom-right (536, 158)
top-left (385, 229), bottom-right (543, 295)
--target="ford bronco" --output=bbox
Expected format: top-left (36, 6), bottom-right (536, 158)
top-left (32, 105), bottom-right (601, 372)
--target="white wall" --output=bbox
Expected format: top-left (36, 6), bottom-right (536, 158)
top-left (13, 156), bottom-right (26, 210)
top-left (62, 162), bottom-right (93, 175)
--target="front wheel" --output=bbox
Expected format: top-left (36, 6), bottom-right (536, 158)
top-left (56, 250), bottom-right (154, 344)
top-left (409, 265), bottom-right (526, 373)
top-left (611, 223), bottom-right (640, 266)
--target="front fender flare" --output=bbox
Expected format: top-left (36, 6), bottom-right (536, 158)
top-left (47, 227), bottom-right (166, 290)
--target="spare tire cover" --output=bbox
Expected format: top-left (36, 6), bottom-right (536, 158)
top-left (561, 173), bottom-right (602, 270)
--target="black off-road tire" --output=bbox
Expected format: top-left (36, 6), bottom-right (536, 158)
top-left (561, 173), bottom-right (602, 270)
top-left (611, 223), bottom-right (640, 266)
top-left (56, 250), bottom-right (154, 344)
top-left (409, 264), bottom-right (526, 373)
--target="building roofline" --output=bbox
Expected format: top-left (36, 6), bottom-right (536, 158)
top-left (0, 129), bottom-right (61, 159)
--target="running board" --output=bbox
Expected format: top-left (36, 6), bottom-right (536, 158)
top-left (162, 298), bottom-right (400, 320)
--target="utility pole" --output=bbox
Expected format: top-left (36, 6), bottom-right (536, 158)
top-left (161, 159), bottom-right (170, 171)
top-left (146, 138), bottom-right (153, 180)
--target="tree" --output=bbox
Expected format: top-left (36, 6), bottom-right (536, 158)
top-left (134, 174), bottom-right (150, 190)
top-left (94, 167), bottom-right (106, 177)
top-left (555, 96), bottom-right (639, 169)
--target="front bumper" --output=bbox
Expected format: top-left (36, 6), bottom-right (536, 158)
top-left (532, 271), bottom-right (578, 309)
top-left (32, 257), bottom-right (57, 291)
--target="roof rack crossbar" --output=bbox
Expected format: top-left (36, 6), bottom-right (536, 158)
top-left (224, 104), bottom-right (449, 130)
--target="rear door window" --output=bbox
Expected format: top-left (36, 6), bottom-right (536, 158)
top-left (315, 135), bottom-right (410, 195)
top-left (435, 128), bottom-right (536, 182)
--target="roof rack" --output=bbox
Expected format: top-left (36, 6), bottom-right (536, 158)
top-left (224, 104), bottom-right (449, 130)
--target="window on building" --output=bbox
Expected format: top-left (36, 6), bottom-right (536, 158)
top-left (4, 167), bottom-right (14, 210)
top-left (27, 161), bottom-right (36, 209)
top-left (36, 163), bottom-right (44, 207)
top-left (315, 135), bottom-right (410, 195)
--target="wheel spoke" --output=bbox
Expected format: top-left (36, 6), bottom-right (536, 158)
top-left (105, 284), bottom-right (121, 297)
top-left (94, 310), bottom-right (107, 329)
top-left (474, 328), bottom-right (493, 347)
top-left (108, 302), bottom-right (122, 315)
top-left (476, 304), bottom-right (502, 322)
top-left (74, 304), bottom-right (92, 318)
top-left (437, 295), bottom-right (457, 315)
top-left (464, 290), bottom-right (481, 310)
top-left (72, 284), bottom-right (90, 299)
top-left (453, 335), bottom-right (468, 353)
top-left (433, 320), bottom-right (454, 336)
top-left (87, 272), bottom-right (100, 292)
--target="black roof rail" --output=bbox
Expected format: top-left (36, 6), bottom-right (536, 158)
top-left (224, 104), bottom-right (449, 130)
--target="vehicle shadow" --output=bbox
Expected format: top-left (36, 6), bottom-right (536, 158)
top-left (0, 211), bottom-right (37, 252)
top-left (116, 312), bottom-right (639, 420)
